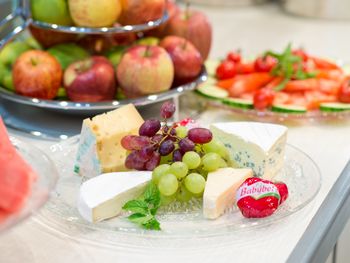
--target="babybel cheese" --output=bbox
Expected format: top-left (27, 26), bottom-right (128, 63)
top-left (74, 104), bottom-right (144, 178)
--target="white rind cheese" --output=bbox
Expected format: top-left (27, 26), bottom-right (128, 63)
top-left (210, 122), bottom-right (287, 180)
top-left (203, 167), bottom-right (253, 219)
top-left (74, 104), bottom-right (144, 178)
top-left (78, 171), bottom-right (152, 223)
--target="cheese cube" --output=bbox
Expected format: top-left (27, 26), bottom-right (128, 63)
top-left (78, 171), bottom-right (152, 223)
top-left (74, 104), bottom-right (144, 178)
top-left (203, 167), bottom-right (253, 219)
top-left (210, 122), bottom-right (287, 180)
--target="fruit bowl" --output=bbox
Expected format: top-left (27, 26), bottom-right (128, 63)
top-left (0, 137), bottom-right (58, 234)
top-left (0, 66), bottom-right (207, 115)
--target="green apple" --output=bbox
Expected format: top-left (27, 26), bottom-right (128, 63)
top-left (0, 41), bottom-right (31, 66)
top-left (136, 37), bottom-right (160, 46)
top-left (105, 46), bottom-right (127, 67)
top-left (0, 63), bottom-right (14, 91)
top-left (56, 87), bottom-right (67, 98)
top-left (25, 37), bottom-right (43, 50)
top-left (3, 73), bottom-right (14, 91)
top-left (115, 88), bottom-right (126, 100)
top-left (0, 63), bottom-right (8, 84)
top-left (48, 43), bottom-right (89, 70)
top-left (31, 0), bottom-right (73, 25)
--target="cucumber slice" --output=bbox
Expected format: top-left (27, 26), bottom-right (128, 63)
top-left (196, 85), bottom-right (228, 100)
top-left (205, 59), bottom-right (220, 77)
top-left (319, 102), bottom-right (350, 112)
top-left (272, 104), bottom-right (307, 113)
top-left (223, 97), bottom-right (253, 109)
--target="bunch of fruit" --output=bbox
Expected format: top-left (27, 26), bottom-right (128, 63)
top-left (0, 1), bottom-right (212, 102)
top-left (121, 101), bottom-right (229, 203)
top-left (31, 0), bottom-right (165, 28)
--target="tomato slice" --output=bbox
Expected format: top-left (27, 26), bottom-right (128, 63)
top-left (287, 92), bottom-right (308, 107)
top-left (304, 90), bottom-right (337, 110)
top-left (318, 79), bottom-right (342, 95)
top-left (273, 91), bottom-right (291, 105)
top-left (253, 88), bottom-right (275, 110)
top-left (338, 78), bottom-right (350, 103)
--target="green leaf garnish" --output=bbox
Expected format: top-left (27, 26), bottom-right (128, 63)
top-left (122, 183), bottom-right (162, 231)
top-left (266, 43), bottom-right (316, 91)
top-left (123, 200), bottom-right (149, 214)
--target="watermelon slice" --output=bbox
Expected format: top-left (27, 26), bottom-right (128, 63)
top-left (0, 118), bottom-right (37, 213)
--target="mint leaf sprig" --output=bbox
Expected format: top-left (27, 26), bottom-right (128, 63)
top-left (122, 183), bottom-right (161, 230)
top-left (265, 43), bottom-right (316, 91)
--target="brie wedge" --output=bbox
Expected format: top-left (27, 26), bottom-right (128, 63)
top-left (203, 167), bottom-right (253, 219)
top-left (210, 122), bottom-right (287, 180)
top-left (78, 171), bottom-right (151, 223)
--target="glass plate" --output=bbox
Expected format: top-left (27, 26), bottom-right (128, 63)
top-left (0, 137), bottom-right (58, 234)
top-left (34, 135), bottom-right (321, 247)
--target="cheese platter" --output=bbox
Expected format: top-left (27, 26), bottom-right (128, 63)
top-left (31, 102), bottom-right (321, 247)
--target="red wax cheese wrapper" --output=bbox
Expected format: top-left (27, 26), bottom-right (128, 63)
top-left (236, 177), bottom-right (281, 218)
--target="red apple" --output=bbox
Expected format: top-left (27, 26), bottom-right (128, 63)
top-left (165, 9), bottom-right (212, 60)
top-left (119, 0), bottom-right (166, 25)
top-left (160, 36), bottom-right (202, 84)
top-left (145, 0), bottom-right (180, 38)
top-left (117, 45), bottom-right (174, 97)
top-left (13, 50), bottom-right (62, 99)
top-left (64, 56), bottom-right (116, 102)
top-left (29, 25), bottom-right (77, 49)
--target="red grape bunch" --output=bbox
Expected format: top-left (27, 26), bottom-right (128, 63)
top-left (121, 101), bottom-right (214, 171)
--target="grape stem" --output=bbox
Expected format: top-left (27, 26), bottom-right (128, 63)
top-left (150, 121), bottom-right (179, 148)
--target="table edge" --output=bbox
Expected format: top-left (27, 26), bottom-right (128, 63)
top-left (287, 160), bottom-right (350, 263)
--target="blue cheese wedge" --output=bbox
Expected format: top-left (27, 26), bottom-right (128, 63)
top-left (203, 167), bottom-right (253, 219)
top-left (210, 122), bottom-right (287, 180)
top-left (74, 104), bottom-right (144, 178)
top-left (78, 171), bottom-right (151, 223)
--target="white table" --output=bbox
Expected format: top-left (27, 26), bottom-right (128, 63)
top-left (1, 3), bottom-right (350, 263)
